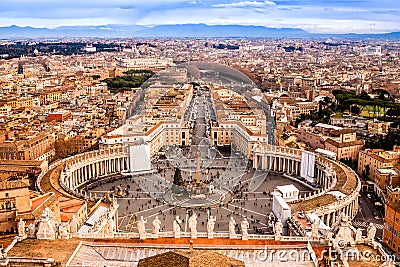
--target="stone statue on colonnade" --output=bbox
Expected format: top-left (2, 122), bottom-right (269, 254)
top-left (274, 220), bottom-right (283, 240)
top-left (229, 216), bottom-right (237, 239)
top-left (241, 218), bottom-right (249, 240)
top-left (152, 216), bottom-right (162, 238)
top-left (137, 216), bottom-right (147, 239)
top-left (207, 216), bottom-right (216, 239)
top-left (173, 215), bottom-right (182, 238)
top-left (189, 213), bottom-right (198, 239)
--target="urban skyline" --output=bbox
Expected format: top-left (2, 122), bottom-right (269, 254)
top-left (0, 0), bottom-right (399, 34)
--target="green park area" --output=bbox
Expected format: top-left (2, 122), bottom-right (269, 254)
top-left (333, 89), bottom-right (400, 118)
top-left (101, 69), bottom-right (154, 93)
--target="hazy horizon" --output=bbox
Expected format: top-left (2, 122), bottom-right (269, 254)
top-left (0, 0), bottom-right (399, 34)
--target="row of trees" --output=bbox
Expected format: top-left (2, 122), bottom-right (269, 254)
top-left (333, 89), bottom-right (400, 117)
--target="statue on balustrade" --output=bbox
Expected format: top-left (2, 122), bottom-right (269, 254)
top-left (27, 224), bottom-right (36, 238)
top-left (58, 223), bottom-right (70, 239)
top-left (241, 218), bottom-right (250, 240)
top-left (137, 216), bottom-right (147, 239)
top-left (152, 216), bottom-right (162, 238)
top-left (18, 218), bottom-right (26, 238)
top-left (173, 215), bottom-right (182, 238)
top-left (189, 213), bottom-right (198, 239)
top-left (69, 215), bottom-right (78, 233)
top-left (207, 216), bottom-right (216, 239)
top-left (355, 228), bottom-right (363, 243)
top-left (229, 216), bottom-right (237, 239)
top-left (311, 219), bottom-right (319, 239)
top-left (36, 208), bottom-right (57, 240)
top-left (334, 212), bottom-right (355, 246)
top-left (108, 217), bottom-right (115, 234)
top-left (274, 220), bottom-right (283, 240)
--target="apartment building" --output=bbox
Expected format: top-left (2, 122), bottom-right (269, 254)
top-left (100, 119), bottom-right (190, 157)
top-left (324, 138), bottom-right (364, 161)
top-left (383, 201), bottom-right (400, 253)
top-left (116, 58), bottom-right (175, 70)
top-left (296, 123), bottom-right (363, 160)
top-left (0, 179), bottom-right (31, 233)
top-left (0, 132), bottom-right (55, 162)
top-left (358, 148), bottom-right (400, 181)
top-left (324, 128), bottom-right (364, 160)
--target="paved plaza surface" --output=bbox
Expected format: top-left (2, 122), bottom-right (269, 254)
top-left (88, 163), bottom-right (312, 234)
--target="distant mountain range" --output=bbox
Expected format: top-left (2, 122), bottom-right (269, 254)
top-left (0, 24), bottom-right (399, 39)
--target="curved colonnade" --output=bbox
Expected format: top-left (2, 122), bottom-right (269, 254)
top-left (253, 144), bottom-right (360, 228)
top-left (37, 147), bottom-right (129, 201)
top-left (38, 145), bottom-right (360, 230)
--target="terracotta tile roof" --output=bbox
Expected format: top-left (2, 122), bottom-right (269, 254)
top-left (325, 138), bottom-right (364, 148)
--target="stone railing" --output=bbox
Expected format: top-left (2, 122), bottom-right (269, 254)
top-left (71, 231), bottom-right (282, 241)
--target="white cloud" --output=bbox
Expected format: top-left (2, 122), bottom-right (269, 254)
top-left (212, 1), bottom-right (276, 8)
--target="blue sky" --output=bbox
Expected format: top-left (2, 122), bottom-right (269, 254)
top-left (1, 0), bottom-right (399, 33)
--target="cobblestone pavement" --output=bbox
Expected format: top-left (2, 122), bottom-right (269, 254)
top-left (88, 165), bottom-right (312, 235)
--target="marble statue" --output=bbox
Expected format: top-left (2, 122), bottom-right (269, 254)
top-left (18, 219), bottom-right (26, 237)
top-left (152, 216), bottom-right (162, 238)
top-left (108, 217), bottom-right (115, 234)
top-left (274, 220), bottom-right (283, 240)
top-left (43, 207), bottom-right (55, 220)
top-left (334, 212), bottom-right (355, 246)
top-left (27, 224), bottom-right (36, 238)
top-left (326, 231), bottom-right (333, 240)
top-left (241, 218), bottom-right (250, 240)
top-left (58, 223), bottom-right (70, 239)
top-left (189, 213), bottom-right (198, 239)
top-left (229, 216), bottom-right (237, 239)
top-left (112, 196), bottom-right (118, 210)
top-left (355, 228), bottom-right (363, 243)
top-left (137, 216), bottom-right (147, 240)
top-left (207, 216), bottom-right (216, 239)
top-left (69, 215), bottom-right (78, 233)
top-left (36, 208), bottom-right (57, 240)
top-left (367, 223), bottom-right (376, 241)
top-left (311, 219), bottom-right (319, 238)
top-left (173, 215), bottom-right (182, 238)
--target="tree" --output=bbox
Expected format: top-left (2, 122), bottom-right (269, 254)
top-left (173, 167), bottom-right (183, 186)
top-left (360, 91), bottom-right (371, 101)
top-left (350, 105), bottom-right (361, 115)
